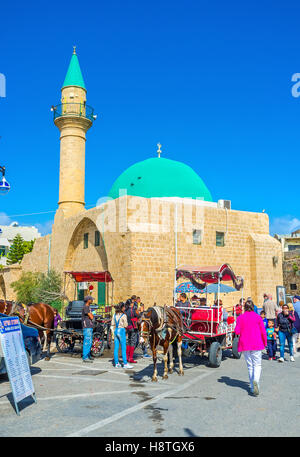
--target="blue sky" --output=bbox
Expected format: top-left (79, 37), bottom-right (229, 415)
top-left (0, 0), bottom-right (299, 235)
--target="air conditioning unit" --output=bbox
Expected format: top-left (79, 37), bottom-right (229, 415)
top-left (218, 199), bottom-right (231, 210)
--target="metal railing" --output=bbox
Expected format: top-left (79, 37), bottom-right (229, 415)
top-left (52, 103), bottom-right (95, 122)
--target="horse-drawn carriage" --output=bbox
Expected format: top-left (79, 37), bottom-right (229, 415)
top-left (55, 300), bottom-right (112, 357)
top-left (175, 264), bottom-right (244, 367)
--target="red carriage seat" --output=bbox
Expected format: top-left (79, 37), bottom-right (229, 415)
top-left (190, 307), bottom-right (223, 334)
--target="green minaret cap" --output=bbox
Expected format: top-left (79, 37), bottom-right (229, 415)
top-left (62, 47), bottom-right (86, 89)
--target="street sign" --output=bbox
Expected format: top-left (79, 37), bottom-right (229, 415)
top-left (0, 316), bottom-right (36, 415)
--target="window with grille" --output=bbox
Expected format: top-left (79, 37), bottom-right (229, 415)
top-left (193, 229), bottom-right (202, 245)
top-left (216, 231), bottom-right (225, 247)
top-left (83, 233), bottom-right (89, 249)
top-left (290, 284), bottom-right (297, 290)
top-left (95, 230), bottom-right (100, 247)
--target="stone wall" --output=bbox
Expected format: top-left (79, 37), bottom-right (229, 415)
top-left (283, 252), bottom-right (300, 295)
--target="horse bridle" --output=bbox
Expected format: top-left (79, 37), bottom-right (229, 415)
top-left (140, 316), bottom-right (153, 341)
top-left (10, 302), bottom-right (29, 324)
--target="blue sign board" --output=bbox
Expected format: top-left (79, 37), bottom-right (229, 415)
top-left (0, 316), bottom-right (36, 415)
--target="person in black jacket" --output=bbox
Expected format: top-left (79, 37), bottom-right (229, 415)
top-left (125, 300), bottom-right (140, 363)
top-left (276, 304), bottom-right (296, 363)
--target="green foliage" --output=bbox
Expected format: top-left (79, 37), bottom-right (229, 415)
top-left (293, 263), bottom-right (299, 273)
top-left (34, 269), bottom-right (62, 304)
top-left (23, 239), bottom-right (35, 255)
top-left (11, 271), bottom-right (41, 304)
top-left (11, 269), bottom-right (63, 306)
top-left (6, 234), bottom-right (35, 265)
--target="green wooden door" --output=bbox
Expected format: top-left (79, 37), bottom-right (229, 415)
top-left (98, 282), bottom-right (106, 305)
top-left (77, 285), bottom-right (84, 301)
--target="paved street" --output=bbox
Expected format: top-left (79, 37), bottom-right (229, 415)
top-left (1, 345), bottom-right (300, 437)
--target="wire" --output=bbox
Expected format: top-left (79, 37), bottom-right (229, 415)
top-left (5, 204), bottom-right (97, 218)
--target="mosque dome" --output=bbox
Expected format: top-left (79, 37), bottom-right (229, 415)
top-left (108, 157), bottom-right (213, 201)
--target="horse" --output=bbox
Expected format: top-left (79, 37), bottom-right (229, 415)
top-left (139, 305), bottom-right (184, 382)
top-left (8, 301), bottom-right (55, 361)
top-left (0, 299), bottom-right (14, 315)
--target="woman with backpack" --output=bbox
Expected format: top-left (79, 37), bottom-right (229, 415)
top-left (125, 299), bottom-right (140, 364)
top-left (276, 304), bottom-right (296, 363)
top-left (110, 302), bottom-right (133, 369)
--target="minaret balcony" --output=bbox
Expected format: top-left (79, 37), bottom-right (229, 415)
top-left (52, 103), bottom-right (96, 122)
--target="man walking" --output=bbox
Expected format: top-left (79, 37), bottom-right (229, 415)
top-left (82, 295), bottom-right (94, 363)
top-left (262, 294), bottom-right (279, 324)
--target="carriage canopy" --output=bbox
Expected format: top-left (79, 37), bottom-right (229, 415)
top-left (176, 264), bottom-right (243, 291)
top-left (64, 271), bottom-right (113, 283)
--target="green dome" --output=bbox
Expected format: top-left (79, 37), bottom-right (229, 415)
top-left (108, 157), bottom-right (213, 201)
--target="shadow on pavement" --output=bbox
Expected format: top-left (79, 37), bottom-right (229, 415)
top-left (217, 375), bottom-right (250, 393)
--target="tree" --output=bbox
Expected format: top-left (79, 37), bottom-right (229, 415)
top-left (34, 269), bottom-right (63, 304)
top-left (11, 269), bottom-right (64, 309)
top-left (6, 234), bottom-right (35, 265)
top-left (11, 271), bottom-right (41, 304)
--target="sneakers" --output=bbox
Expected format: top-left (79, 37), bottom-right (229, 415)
top-left (290, 356), bottom-right (295, 362)
top-left (252, 381), bottom-right (259, 396)
top-left (123, 363), bottom-right (133, 369)
top-left (278, 357), bottom-right (284, 363)
top-left (268, 357), bottom-right (272, 361)
top-left (83, 358), bottom-right (93, 363)
top-left (143, 354), bottom-right (151, 358)
top-left (115, 363), bottom-right (122, 368)
top-left (273, 357), bottom-right (276, 360)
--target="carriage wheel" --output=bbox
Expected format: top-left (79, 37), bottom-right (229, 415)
top-left (232, 336), bottom-right (241, 359)
top-left (208, 341), bottom-right (222, 368)
top-left (56, 334), bottom-right (74, 353)
top-left (106, 326), bottom-right (112, 349)
top-left (91, 332), bottom-right (105, 357)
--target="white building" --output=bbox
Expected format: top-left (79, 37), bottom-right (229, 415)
top-left (274, 228), bottom-right (300, 254)
top-left (0, 222), bottom-right (41, 265)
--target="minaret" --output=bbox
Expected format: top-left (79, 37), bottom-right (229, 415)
top-left (53, 47), bottom-right (95, 218)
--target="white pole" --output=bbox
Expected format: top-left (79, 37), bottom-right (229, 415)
top-left (173, 203), bottom-right (178, 304)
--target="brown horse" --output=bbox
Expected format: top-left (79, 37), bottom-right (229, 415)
top-left (0, 300), bottom-right (55, 361)
top-left (139, 305), bottom-right (184, 382)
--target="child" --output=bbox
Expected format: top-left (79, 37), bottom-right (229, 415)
top-left (53, 308), bottom-right (62, 328)
top-left (266, 320), bottom-right (277, 360)
top-left (260, 310), bottom-right (268, 329)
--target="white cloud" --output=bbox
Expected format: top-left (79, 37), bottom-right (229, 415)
top-left (270, 215), bottom-right (300, 236)
top-left (35, 220), bottom-right (53, 236)
top-left (0, 212), bottom-right (11, 225)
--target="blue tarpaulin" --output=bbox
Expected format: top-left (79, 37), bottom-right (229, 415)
top-left (175, 282), bottom-right (237, 294)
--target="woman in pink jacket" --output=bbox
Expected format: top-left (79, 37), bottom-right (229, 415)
top-left (234, 299), bottom-right (267, 396)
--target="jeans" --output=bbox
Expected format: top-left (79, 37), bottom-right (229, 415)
top-left (278, 330), bottom-right (294, 358)
top-left (114, 328), bottom-right (127, 365)
top-left (243, 350), bottom-right (262, 390)
top-left (82, 328), bottom-right (93, 360)
top-left (267, 340), bottom-right (277, 358)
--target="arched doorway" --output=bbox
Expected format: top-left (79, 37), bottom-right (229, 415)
top-left (64, 217), bottom-right (109, 303)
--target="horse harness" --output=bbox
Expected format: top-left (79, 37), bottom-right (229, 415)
top-left (141, 305), bottom-right (183, 343)
top-left (10, 302), bottom-right (30, 325)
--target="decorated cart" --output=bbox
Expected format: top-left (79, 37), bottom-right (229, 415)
top-left (175, 264), bottom-right (244, 367)
top-left (54, 271), bottom-right (113, 356)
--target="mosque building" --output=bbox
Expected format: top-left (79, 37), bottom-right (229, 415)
top-left (0, 50), bottom-right (283, 309)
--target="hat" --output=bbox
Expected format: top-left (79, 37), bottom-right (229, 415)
top-left (84, 295), bottom-right (94, 303)
top-left (294, 295), bottom-right (300, 301)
